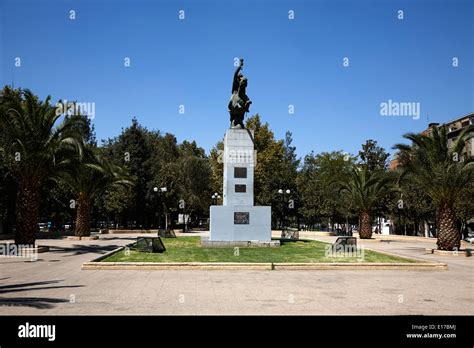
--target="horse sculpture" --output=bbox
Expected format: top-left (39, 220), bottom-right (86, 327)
top-left (228, 58), bottom-right (252, 128)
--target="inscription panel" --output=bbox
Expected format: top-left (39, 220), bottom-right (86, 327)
top-left (235, 184), bottom-right (246, 193)
top-left (234, 167), bottom-right (247, 178)
top-left (234, 212), bottom-right (249, 224)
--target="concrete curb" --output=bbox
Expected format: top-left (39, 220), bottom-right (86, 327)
top-left (359, 244), bottom-right (431, 263)
top-left (82, 244), bottom-right (447, 271)
top-left (82, 262), bottom-right (273, 270)
top-left (87, 245), bottom-right (128, 262)
top-left (81, 240), bottom-right (447, 271)
top-left (360, 245), bottom-right (448, 269)
top-left (425, 248), bottom-right (472, 257)
top-left (82, 261), bottom-right (447, 271)
top-left (272, 262), bottom-right (447, 271)
top-left (67, 236), bottom-right (99, 241)
top-left (363, 234), bottom-right (472, 248)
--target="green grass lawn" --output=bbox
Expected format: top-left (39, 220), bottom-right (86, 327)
top-left (102, 236), bottom-right (415, 263)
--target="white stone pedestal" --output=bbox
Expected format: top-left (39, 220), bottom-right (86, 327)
top-left (209, 128), bottom-right (272, 243)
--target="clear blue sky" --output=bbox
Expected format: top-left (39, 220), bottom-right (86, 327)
top-left (1, 0), bottom-right (473, 160)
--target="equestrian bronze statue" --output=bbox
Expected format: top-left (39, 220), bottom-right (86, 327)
top-left (228, 58), bottom-right (252, 128)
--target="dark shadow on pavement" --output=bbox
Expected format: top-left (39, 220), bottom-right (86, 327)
top-left (0, 285), bottom-right (83, 295)
top-left (0, 280), bottom-right (84, 309)
top-left (0, 280), bottom-right (63, 291)
top-left (0, 280), bottom-right (84, 294)
top-left (0, 297), bottom-right (69, 309)
top-left (48, 244), bottom-right (123, 257)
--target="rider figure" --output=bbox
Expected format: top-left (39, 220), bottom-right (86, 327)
top-left (228, 58), bottom-right (252, 128)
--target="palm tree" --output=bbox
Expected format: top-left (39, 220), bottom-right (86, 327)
top-left (61, 147), bottom-right (132, 237)
top-left (338, 166), bottom-right (395, 239)
top-left (393, 125), bottom-right (474, 250)
top-left (0, 87), bottom-right (85, 245)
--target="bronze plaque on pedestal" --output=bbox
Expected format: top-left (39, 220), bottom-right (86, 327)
top-left (234, 212), bottom-right (249, 224)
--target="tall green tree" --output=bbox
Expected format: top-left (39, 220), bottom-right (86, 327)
top-left (175, 141), bottom-right (212, 223)
top-left (247, 115), bottom-right (291, 227)
top-left (0, 87), bottom-right (85, 244)
top-left (0, 110), bottom-right (17, 234)
top-left (358, 139), bottom-right (392, 234)
top-left (338, 166), bottom-right (395, 239)
top-left (61, 147), bottom-right (132, 237)
top-left (102, 118), bottom-right (154, 227)
top-left (246, 114), bottom-right (286, 207)
top-left (279, 132), bottom-right (301, 228)
top-left (393, 125), bottom-right (474, 250)
top-left (100, 184), bottom-right (134, 227)
top-left (39, 180), bottom-right (74, 232)
top-left (297, 151), bottom-right (356, 229)
top-left (454, 181), bottom-right (474, 239)
top-left (0, 88), bottom-right (20, 234)
top-left (359, 139), bottom-right (389, 172)
top-left (39, 114), bottom-right (97, 233)
top-left (209, 141), bottom-right (224, 196)
top-left (101, 120), bottom-right (211, 229)
top-left (389, 171), bottom-right (435, 236)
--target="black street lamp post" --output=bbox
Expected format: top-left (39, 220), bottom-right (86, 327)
top-left (154, 186), bottom-right (168, 229)
top-left (211, 192), bottom-right (221, 205)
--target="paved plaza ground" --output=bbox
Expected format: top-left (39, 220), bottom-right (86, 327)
top-left (0, 232), bottom-right (472, 315)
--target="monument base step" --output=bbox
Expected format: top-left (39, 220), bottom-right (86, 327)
top-left (201, 237), bottom-right (280, 248)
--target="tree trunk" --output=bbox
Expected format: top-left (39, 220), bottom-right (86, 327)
top-left (75, 193), bottom-right (91, 237)
top-left (436, 205), bottom-right (460, 251)
top-left (359, 211), bottom-right (372, 239)
top-left (15, 180), bottom-right (40, 245)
